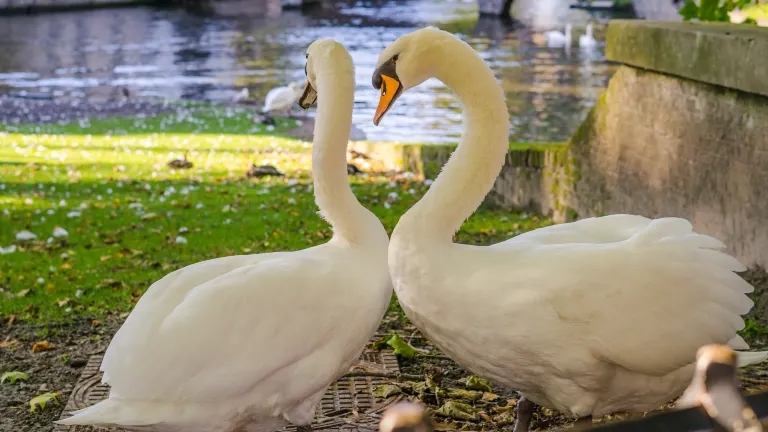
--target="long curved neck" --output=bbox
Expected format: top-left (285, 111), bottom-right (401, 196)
top-left (397, 40), bottom-right (510, 242)
top-left (313, 68), bottom-right (381, 245)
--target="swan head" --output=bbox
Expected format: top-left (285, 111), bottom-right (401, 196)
top-left (371, 26), bottom-right (455, 125)
top-left (379, 402), bottom-right (432, 432)
top-left (298, 39), bottom-right (352, 109)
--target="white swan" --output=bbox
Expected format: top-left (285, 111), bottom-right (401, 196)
top-left (57, 39), bottom-right (391, 432)
top-left (263, 80), bottom-right (305, 115)
top-left (545, 23), bottom-right (572, 48)
top-left (232, 87), bottom-right (249, 103)
top-left (371, 27), bottom-right (767, 431)
top-left (579, 22), bottom-right (597, 48)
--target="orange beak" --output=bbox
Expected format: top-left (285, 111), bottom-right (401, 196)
top-left (373, 75), bottom-right (402, 126)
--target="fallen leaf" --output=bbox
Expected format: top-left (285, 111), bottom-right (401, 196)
top-left (446, 388), bottom-right (483, 401)
top-left (29, 392), bottom-right (60, 412)
top-left (16, 289), bottom-right (30, 298)
top-left (372, 384), bottom-right (402, 398)
top-left (32, 341), bottom-right (54, 353)
top-left (433, 421), bottom-right (459, 431)
top-left (482, 392), bottom-right (500, 401)
top-left (141, 212), bottom-right (157, 220)
top-left (434, 400), bottom-right (477, 421)
top-left (384, 334), bottom-right (416, 359)
top-left (0, 339), bottom-right (19, 348)
top-left (1, 371), bottom-right (30, 384)
top-left (56, 298), bottom-right (71, 307)
top-left (100, 255), bottom-right (112, 261)
top-left (466, 376), bottom-right (493, 392)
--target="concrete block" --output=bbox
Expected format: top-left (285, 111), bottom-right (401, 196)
top-left (606, 20), bottom-right (768, 97)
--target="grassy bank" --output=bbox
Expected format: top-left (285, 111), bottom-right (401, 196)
top-left (0, 106), bottom-right (550, 323)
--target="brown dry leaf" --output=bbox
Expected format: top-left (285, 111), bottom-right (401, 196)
top-left (482, 392), bottom-right (499, 401)
top-left (100, 255), bottom-right (112, 262)
top-left (60, 263), bottom-right (72, 269)
top-left (0, 339), bottom-right (19, 348)
top-left (56, 298), bottom-right (71, 307)
top-left (32, 341), bottom-right (54, 353)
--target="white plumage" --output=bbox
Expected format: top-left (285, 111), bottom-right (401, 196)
top-left (545, 23), bottom-right (572, 48)
top-left (232, 87), bottom-right (249, 103)
top-left (263, 81), bottom-right (305, 114)
top-left (372, 27), bottom-right (766, 429)
top-left (579, 23), bottom-right (598, 48)
top-left (57, 40), bottom-right (391, 432)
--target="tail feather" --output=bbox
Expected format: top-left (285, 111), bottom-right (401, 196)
top-left (736, 350), bottom-right (768, 368)
top-left (56, 398), bottom-right (165, 427)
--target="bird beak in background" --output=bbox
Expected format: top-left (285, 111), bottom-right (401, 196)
top-left (298, 81), bottom-right (317, 109)
top-left (372, 60), bottom-right (403, 126)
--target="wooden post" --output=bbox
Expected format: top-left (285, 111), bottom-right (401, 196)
top-left (477, 0), bottom-right (513, 17)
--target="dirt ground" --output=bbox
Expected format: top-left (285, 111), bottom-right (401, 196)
top-left (3, 311), bottom-right (768, 432)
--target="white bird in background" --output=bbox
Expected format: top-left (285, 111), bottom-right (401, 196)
top-left (579, 22), bottom-right (598, 48)
top-left (232, 87), bottom-right (249, 103)
top-left (56, 40), bottom-right (392, 432)
top-left (546, 23), bottom-right (572, 47)
top-left (263, 80), bottom-right (305, 116)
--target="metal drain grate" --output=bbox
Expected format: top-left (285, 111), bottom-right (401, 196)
top-left (55, 343), bottom-right (401, 432)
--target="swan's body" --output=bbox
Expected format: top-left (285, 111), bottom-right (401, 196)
top-left (371, 27), bottom-right (766, 426)
top-left (57, 39), bottom-right (391, 432)
top-left (232, 87), bottom-right (249, 103)
top-left (579, 23), bottom-right (597, 47)
top-left (263, 81), bottom-right (304, 114)
top-left (545, 24), bottom-right (572, 47)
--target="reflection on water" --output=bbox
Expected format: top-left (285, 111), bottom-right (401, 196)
top-left (0, 0), bottom-right (625, 143)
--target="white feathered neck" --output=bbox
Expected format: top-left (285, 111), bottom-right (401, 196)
top-left (311, 50), bottom-right (384, 246)
top-left (393, 33), bottom-right (510, 242)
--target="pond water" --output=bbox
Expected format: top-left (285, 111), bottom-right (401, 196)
top-left (0, 0), bottom-right (629, 143)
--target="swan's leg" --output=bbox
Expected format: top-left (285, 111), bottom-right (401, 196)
top-left (573, 415), bottom-right (593, 429)
top-left (512, 396), bottom-right (535, 432)
top-left (297, 425), bottom-right (312, 432)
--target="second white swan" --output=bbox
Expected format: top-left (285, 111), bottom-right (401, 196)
top-left (371, 27), bottom-right (766, 431)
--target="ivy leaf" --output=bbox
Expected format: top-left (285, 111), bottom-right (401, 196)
top-left (1, 371), bottom-right (30, 384)
top-left (698, 0), bottom-right (720, 21)
top-left (384, 334), bottom-right (417, 359)
top-left (679, 0), bottom-right (699, 20)
top-left (29, 392), bottom-right (60, 412)
top-left (466, 376), bottom-right (493, 392)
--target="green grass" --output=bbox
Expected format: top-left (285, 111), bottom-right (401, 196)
top-left (0, 107), bottom-right (551, 323)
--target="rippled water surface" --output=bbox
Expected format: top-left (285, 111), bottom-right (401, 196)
top-left (0, 0), bottom-right (627, 143)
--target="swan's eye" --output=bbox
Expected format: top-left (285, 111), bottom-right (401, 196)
top-left (305, 53), bottom-right (309, 59)
top-left (392, 54), bottom-right (399, 62)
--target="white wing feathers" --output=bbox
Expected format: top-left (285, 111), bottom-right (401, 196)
top-left (490, 216), bottom-right (755, 376)
top-left (101, 254), bottom-right (345, 403)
